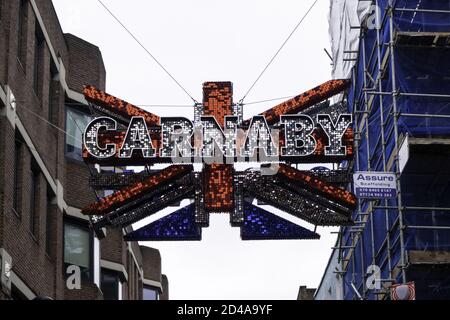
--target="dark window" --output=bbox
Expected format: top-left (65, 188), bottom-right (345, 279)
top-left (64, 220), bottom-right (93, 281)
top-left (65, 106), bottom-right (92, 161)
top-left (29, 164), bottom-right (39, 236)
top-left (13, 138), bottom-right (23, 216)
top-left (143, 286), bottom-right (158, 300)
top-left (18, 0), bottom-right (28, 66)
top-left (101, 269), bottom-right (120, 300)
top-left (127, 252), bottom-right (137, 300)
top-left (46, 186), bottom-right (56, 256)
top-left (48, 63), bottom-right (59, 124)
top-left (101, 168), bottom-right (115, 197)
top-left (33, 21), bottom-right (45, 96)
top-left (11, 285), bottom-right (28, 300)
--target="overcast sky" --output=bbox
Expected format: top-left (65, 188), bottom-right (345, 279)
top-left (53, 0), bottom-right (338, 300)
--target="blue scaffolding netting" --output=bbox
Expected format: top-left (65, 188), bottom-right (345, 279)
top-left (341, 0), bottom-right (450, 300)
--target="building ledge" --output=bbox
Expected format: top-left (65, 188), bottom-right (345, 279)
top-left (143, 278), bottom-right (162, 292)
top-left (100, 259), bottom-right (128, 283)
top-left (408, 250), bottom-right (450, 265)
top-left (395, 31), bottom-right (450, 48)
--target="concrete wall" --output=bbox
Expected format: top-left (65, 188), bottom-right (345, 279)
top-left (314, 245), bottom-right (343, 300)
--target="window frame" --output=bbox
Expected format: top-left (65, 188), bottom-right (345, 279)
top-left (13, 138), bottom-right (23, 217)
top-left (0, 0), bottom-right (3, 22)
top-left (33, 20), bottom-right (45, 98)
top-left (45, 186), bottom-right (56, 256)
top-left (64, 105), bottom-right (92, 162)
top-left (17, 0), bottom-right (28, 67)
top-left (143, 285), bottom-right (159, 301)
top-left (29, 164), bottom-right (40, 236)
top-left (100, 268), bottom-right (121, 300)
top-left (63, 217), bottom-right (94, 283)
top-left (48, 63), bottom-right (59, 124)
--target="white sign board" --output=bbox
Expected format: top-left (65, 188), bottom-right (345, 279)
top-left (353, 172), bottom-right (397, 199)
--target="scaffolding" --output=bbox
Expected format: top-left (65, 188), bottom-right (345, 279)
top-left (336, 0), bottom-right (450, 300)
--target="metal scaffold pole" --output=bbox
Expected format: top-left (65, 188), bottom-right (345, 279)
top-left (388, 4), bottom-right (407, 284)
top-left (360, 34), bottom-right (374, 300)
top-left (375, 0), bottom-right (393, 289)
top-left (327, 0), bottom-right (450, 300)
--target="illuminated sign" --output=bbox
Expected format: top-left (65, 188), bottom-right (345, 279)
top-left (81, 80), bottom-right (357, 241)
top-left (83, 114), bottom-right (353, 162)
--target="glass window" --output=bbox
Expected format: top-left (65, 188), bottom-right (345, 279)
top-left (29, 167), bottom-right (39, 235)
top-left (13, 139), bottom-right (22, 215)
top-left (65, 107), bottom-right (92, 161)
top-left (104, 190), bottom-right (114, 197)
top-left (17, 0), bottom-right (28, 65)
top-left (101, 269), bottom-right (120, 300)
top-left (48, 70), bottom-right (59, 124)
top-left (33, 21), bottom-right (45, 96)
top-left (46, 187), bottom-right (56, 256)
top-left (64, 221), bottom-right (92, 281)
top-left (101, 167), bottom-right (116, 197)
top-left (143, 286), bottom-right (158, 301)
top-left (11, 285), bottom-right (28, 300)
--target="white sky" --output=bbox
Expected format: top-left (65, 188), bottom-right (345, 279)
top-left (53, 0), bottom-right (338, 300)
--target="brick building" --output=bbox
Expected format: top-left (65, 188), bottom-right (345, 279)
top-left (0, 0), bottom-right (168, 300)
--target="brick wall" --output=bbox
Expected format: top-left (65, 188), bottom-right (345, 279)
top-left (141, 247), bottom-right (161, 283)
top-left (65, 33), bottom-right (106, 92)
top-left (101, 228), bottom-right (126, 264)
top-left (63, 159), bottom-right (97, 209)
top-left (34, 0), bottom-right (69, 63)
top-left (64, 282), bottom-right (103, 300)
top-left (0, 1), bottom-right (65, 299)
top-left (0, 118), bottom-right (6, 260)
top-left (160, 274), bottom-right (169, 300)
top-left (0, 0), bottom-right (78, 300)
top-left (2, 138), bottom-right (58, 298)
top-left (7, 0), bottom-right (59, 181)
top-left (0, 0), bottom-right (164, 300)
top-left (0, 0), bottom-right (7, 86)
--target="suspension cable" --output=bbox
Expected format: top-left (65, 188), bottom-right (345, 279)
top-left (97, 0), bottom-right (198, 104)
top-left (243, 95), bottom-right (296, 106)
top-left (239, 0), bottom-right (319, 103)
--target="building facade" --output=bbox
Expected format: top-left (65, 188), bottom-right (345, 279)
top-left (316, 0), bottom-right (450, 300)
top-left (0, 0), bottom-right (168, 300)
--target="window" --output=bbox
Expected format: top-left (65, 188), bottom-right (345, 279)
top-left (65, 107), bottom-right (92, 161)
top-left (127, 252), bottom-right (140, 300)
top-left (143, 286), bottom-right (158, 301)
top-left (29, 164), bottom-right (40, 236)
top-left (33, 21), bottom-right (45, 96)
top-left (101, 167), bottom-right (116, 197)
top-left (48, 63), bottom-right (59, 124)
top-left (11, 285), bottom-right (28, 300)
top-left (46, 187), bottom-right (56, 256)
top-left (18, 0), bottom-right (28, 66)
top-left (13, 139), bottom-right (23, 216)
top-left (127, 252), bottom-right (133, 299)
top-left (101, 269), bottom-right (120, 300)
top-left (64, 220), bottom-right (92, 281)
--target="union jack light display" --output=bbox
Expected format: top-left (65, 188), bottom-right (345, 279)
top-left (81, 80), bottom-right (356, 241)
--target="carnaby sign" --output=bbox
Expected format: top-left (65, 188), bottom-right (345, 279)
top-left (83, 114), bottom-right (353, 164)
top-left (80, 81), bottom-right (358, 241)
top-left (81, 81), bottom-right (355, 167)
